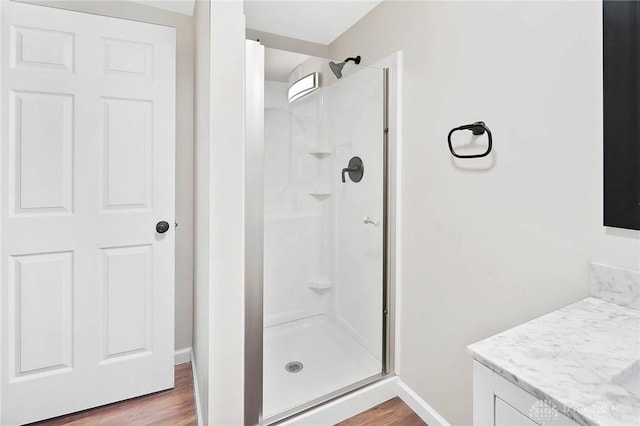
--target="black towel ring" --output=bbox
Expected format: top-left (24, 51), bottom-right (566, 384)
top-left (447, 121), bottom-right (492, 159)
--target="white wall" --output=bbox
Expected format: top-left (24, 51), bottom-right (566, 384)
top-left (194, 2), bottom-right (247, 424)
top-left (247, 28), bottom-right (329, 58)
top-left (192, 0), bottom-right (209, 423)
top-left (15, 0), bottom-right (195, 354)
top-left (208, 1), bottom-right (246, 424)
top-left (330, 1), bottom-right (640, 424)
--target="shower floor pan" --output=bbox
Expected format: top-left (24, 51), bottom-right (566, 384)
top-left (263, 314), bottom-right (380, 419)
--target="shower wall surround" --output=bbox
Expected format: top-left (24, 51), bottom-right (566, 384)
top-left (263, 80), bottom-right (333, 326)
top-left (263, 60), bottom-right (383, 360)
top-left (261, 47), bottom-right (387, 420)
top-left (330, 70), bottom-right (384, 360)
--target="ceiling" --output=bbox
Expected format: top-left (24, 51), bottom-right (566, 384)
top-left (244, 0), bottom-right (383, 45)
top-left (126, 0), bottom-right (382, 45)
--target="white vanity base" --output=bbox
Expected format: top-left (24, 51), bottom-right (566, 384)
top-left (473, 361), bottom-right (580, 426)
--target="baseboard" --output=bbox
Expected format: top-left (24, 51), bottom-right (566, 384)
top-left (190, 348), bottom-right (204, 426)
top-left (174, 347), bottom-right (202, 425)
top-left (279, 377), bottom-right (399, 426)
top-left (396, 380), bottom-right (450, 426)
top-left (174, 347), bottom-right (192, 365)
top-left (276, 376), bottom-right (449, 426)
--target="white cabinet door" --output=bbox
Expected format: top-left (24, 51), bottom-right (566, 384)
top-left (495, 397), bottom-right (539, 426)
top-left (0, 2), bottom-right (176, 424)
top-left (473, 361), bottom-right (580, 426)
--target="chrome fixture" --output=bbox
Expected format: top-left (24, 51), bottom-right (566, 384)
top-left (285, 361), bottom-right (304, 373)
top-left (363, 216), bottom-right (380, 227)
top-left (329, 56), bottom-right (361, 79)
top-left (288, 72), bottom-right (319, 102)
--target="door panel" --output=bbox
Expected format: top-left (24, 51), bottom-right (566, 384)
top-left (10, 251), bottom-right (74, 378)
top-left (11, 90), bottom-right (74, 214)
top-left (1, 2), bottom-right (176, 424)
top-left (11, 25), bottom-right (75, 71)
top-left (100, 245), bottom-right (153, 361)
top-left (102, 97), bottom-right (153, 210)
top-left (103, 38), bottom-right (153, 78)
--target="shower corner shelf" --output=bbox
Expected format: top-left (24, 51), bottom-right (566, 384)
top-left (307, 278), bottom-right (333, 290)
top-left (307, 187), bottom-right (332, 197)
top-left (308, 150), bottom-right (332, 157)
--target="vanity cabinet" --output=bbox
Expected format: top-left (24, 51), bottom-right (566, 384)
top-left (473, 361), bottom-right (580, 426)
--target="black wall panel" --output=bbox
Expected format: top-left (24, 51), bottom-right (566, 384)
top-left (603, 1), bottom-right (640, 230)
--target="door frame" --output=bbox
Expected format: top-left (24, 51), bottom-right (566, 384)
top-left (244, 51), bottom-right (403, 426)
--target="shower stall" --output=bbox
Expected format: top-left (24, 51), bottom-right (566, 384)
top-left (246, 43), bottom-right (394, 424)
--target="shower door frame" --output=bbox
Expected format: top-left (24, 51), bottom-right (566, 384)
top-left (244, 50), bottom-right (401, 426)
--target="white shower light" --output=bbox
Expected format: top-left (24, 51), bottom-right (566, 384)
top-left (288, 72), bottom-right (319, 102)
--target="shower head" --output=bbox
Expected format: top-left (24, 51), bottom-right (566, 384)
top-left (328, 55), bottom-right (361, 79)
top-left (329, 61), bottom-right (346, 79)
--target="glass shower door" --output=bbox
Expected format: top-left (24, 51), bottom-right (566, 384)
top-left (262, 48), bottom-right (387, 422)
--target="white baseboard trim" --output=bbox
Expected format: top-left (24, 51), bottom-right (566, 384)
top-left (277, 376), bottom-right (449, 426)
top-left (174, 347), bottom-right (192, 365)
top-left (173, 348), bottom-right (202, 425)
top-left (396, 380), bottom-right (450, 426)
top-left (189, 348), bottom-right (204, 426)
top-left (280, 377), bottom-right (399, 426)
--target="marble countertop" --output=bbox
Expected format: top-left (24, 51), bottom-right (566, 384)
top-left (468, 297), bottom-right (640, 426)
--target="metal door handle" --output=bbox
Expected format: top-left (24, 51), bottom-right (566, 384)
top-left (156, 221), bottom-right (170, 234)
top-left (363, 216), bottom-right (380, 227)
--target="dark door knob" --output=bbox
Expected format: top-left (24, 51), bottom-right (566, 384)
top-left (156, 221), bottom-right (170, 234)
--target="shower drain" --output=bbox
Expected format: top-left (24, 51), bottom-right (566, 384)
top-left (285, 361), bottom-right (303, 373)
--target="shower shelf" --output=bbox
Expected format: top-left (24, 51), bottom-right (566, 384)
top-left (308, 151), bottom-right (332, 157)
top-left (307, 187), bottom-right (332, 196)
top-left (307, 146), bottom-right (332, 156)
top-left (307, 277), bottom-right (333, 290)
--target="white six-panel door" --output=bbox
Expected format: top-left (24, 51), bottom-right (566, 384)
top-left (0, 2), bottom-right (176, 424)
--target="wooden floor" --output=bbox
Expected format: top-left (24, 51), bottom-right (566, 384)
top-left (28, 366), bottom-right (423, 426)
top-left (31, 363), bottom-right (197, 426)
top-left (337, 397), bottom-right (427, 426)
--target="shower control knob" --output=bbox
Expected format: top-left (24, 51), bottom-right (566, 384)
top-left (363, 216), bottom-right (380, 227)
top-left (342, 156), bottom-right (364, 183)
top-left (156, 221), bottom-right (170, 234)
